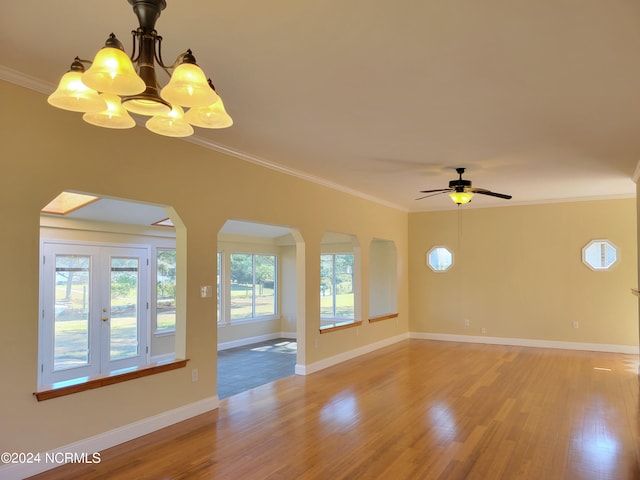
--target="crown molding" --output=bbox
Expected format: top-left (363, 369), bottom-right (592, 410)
top-left (0, 65), bottom-right (53, 94)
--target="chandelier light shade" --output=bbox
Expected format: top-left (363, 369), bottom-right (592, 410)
top-left (184, 81), bottom-right (233, 128)
top-left (81, 34), bottom-right (146, 96)
top-left (184, 99), bottom-right (233, 128)
top-left (47, 0), bottom-right (232, 137)
top-left (449, 190), bottom-right (474, 205)
top-left (47, 59), bottom-right (107, 113)
top-left (145, 105), bottom-right (194, 137)
top-left (160, 52), bottom-right (219, 107)
top-left (82, 93), bottom-right (136, 129)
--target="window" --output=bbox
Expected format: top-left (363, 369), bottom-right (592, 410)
top-left (427, 246), bottom-right (453, 272)
top-left (582, 240), bottom-right (618, 271)
top-left (156, 248), bottom-right (176, 333)
top-left (320, 253), bottom-right (355, 321)
top-left (229, 253), bottom-right (276, 320)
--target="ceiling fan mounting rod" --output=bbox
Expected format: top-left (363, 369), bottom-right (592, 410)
top-left (450, 167), bottom-right (471, 190)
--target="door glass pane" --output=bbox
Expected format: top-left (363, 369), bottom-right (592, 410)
top-left (255, 255), bottom-right (276, 317)
top-left (110, 257), bottom-right (139, 361)
top-left (54, 255), bottom-right (91, 370)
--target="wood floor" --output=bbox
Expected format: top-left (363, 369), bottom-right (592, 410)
top-left (31, 340), bottom-right (640, 480)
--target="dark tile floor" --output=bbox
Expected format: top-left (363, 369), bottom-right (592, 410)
top-left (217, 338), bottom-right (297, 399)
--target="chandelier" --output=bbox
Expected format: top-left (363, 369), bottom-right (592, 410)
top-left (47, 0), bottom-right (232, 137)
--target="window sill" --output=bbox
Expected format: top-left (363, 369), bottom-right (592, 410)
top-left (369, 313), bottom-right (399, 323)
top-left (154, 329), bottom-right (176, 337)
top-left (34, 358), bottom-right (189, 402)
top-left (319, 320), bottom-right (362, 334)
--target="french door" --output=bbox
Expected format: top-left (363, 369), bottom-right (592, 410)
top-left (40, 241), bottom-right (149, 386)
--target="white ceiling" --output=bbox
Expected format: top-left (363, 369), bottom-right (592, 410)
top-left (41, 197), bottom-right (293, 237)
top-left (3, 0), bottom-right (640, 212)
top-left (48, 198), bottom-right (171, 226)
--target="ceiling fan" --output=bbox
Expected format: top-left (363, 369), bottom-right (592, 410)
top-left (417, 167), bottom-right (512, 205)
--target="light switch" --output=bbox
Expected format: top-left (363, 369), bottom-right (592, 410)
top-left (200, 285), bottom-right (213, 298)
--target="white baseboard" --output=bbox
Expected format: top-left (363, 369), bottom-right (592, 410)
top-left (0, 396), bottom-right (218, 480)
top-left (218, 332), bottom-right (296, 351)
top-left (296, 333), bottom-right (410, 375)
top-left (411, 332), bottom-right (639, 354)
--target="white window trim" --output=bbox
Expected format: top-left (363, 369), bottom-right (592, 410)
top-left (320, 252), bottom-right (355, 321)
top-left (218, 250), bottom-right (279, 326)
top-left (427, 245), bottom-right (454, 272)
top-left (582, 239), bottom-right (619, 271)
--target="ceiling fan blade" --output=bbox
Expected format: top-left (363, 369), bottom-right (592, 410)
top-left (415, 191), bottom-right (449, 201)
top-left (469, 188), bottom-right (512, 200)
top-left (419, 188), bottom-right (451, 194)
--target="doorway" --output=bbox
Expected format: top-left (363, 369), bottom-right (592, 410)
top-left (40, 241), bottom-right (150, 385)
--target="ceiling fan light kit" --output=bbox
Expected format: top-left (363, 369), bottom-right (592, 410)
top-left (47, 0), bottom-right (232, 137)
top-left (448, 190), bottom-right (474, 205)
top-left (418, 168), bottom-right (512, 205)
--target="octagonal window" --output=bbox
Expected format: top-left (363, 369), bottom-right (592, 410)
top-left (582, 240), bottom-right (618, 271)
top-left (427, 246), bottom-right (453, 272)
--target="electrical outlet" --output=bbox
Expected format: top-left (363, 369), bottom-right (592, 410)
top-left (481, 327), bottom-right (486, 334)
top-left (191, 368), bottom-right (199, 382)
top-left (464, 319), bottom-right (470, 327)
top-left (572, 321), bottom-right (579, 329)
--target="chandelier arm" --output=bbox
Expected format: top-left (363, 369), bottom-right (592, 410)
top-left (171, 51), bottom-right (188, 68)
top-left (154, 35), bottom-right (178, 78)
top-left (155, 39), bottom-right (192, 79)
top-left (129, 29), bottom-right (140, 62)
top-left (74, 57), bottom-right (95, 66)
top-left (154, 36), bottom-right (170, 69)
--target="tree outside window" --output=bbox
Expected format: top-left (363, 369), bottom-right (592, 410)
top-left (156, 249), bottom-right (176, 332)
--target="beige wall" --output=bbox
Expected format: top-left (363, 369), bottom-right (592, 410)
top-left (279, 244), bottom-right (298, 334)
top-left (0, 80), bottom-right (409, 454)
top-left (409, 199), bottom-right (638, 346)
